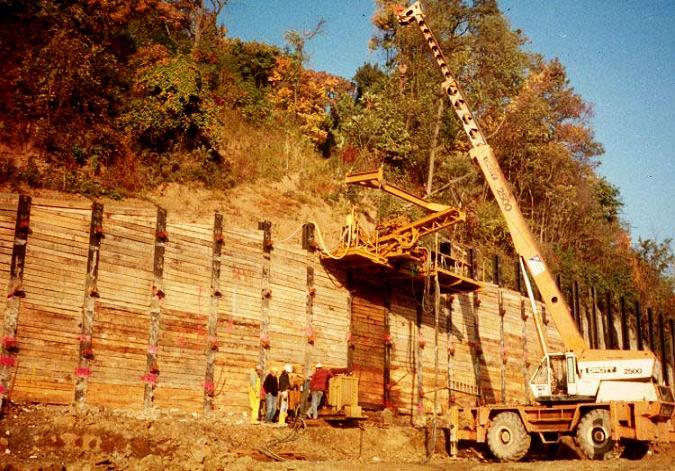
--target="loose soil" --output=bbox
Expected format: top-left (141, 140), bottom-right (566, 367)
top-left (0, 403), bottom-right (672, 470)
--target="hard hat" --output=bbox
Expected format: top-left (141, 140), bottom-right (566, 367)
top-left (315, 363), bottom-right (322, 369)
top-left (284, 363), bottom-right (293, 373)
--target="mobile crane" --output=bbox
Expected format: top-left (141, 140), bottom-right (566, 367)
top-left (396, 1), bottom-right (674, 461)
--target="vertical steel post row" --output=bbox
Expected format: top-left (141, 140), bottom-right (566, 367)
top-left (589, 287), bottom-right (598, 349)
top-left (514, 259), bottom-right (522, 294)
top-left (0, 195), bottom-right (31, 405)
top-left (635, 301), bottom-right (643, 351)
top-left (659, 313), bottom-right (668, 386)
top-left (303, 223), bottom-right (315, 380)
top-left (520, 296), bottom-right (529, 402)
top-left (495, 256), bottom-right (506, 404)
top-left (573, 280), bottom-right (583, 337)
top-left (144, 207), bottom-right (166, 410)
top-left (445, 295), bottom-right (453, 407)
top-left (620, 296), bottom-right (629, 350)
top-left (346, 272), bottom-right (354, 371)
top-left (415, 300), bottom-right (424, 420)
top-left (204, 212), bottom-right (223, 414)
top-left (647, 307), bottom-right (655, 352)
top-left (258, 221), bottom-right (272, 372)
top-left (468, 248), bottom-right (476, 280)
top-left (605, 291), bottom-right (615, 349)
top-left (472, 290), bottom-right (483, 406)
top-left (383, 286), bottom-right (392, 408)
top-left (432, 261), bottom-right (441, 423)
top-left (75, 202), bottom-right (103, 406)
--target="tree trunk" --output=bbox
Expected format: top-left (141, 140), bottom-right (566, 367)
top-left (426, 96), bottom-right (445, 196)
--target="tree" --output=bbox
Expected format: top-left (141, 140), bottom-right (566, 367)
top-left (189, 0), bottom-right (229, 53)
top-left (270, 56), bottom-right (350, 146)
top-left (353, 63), bottom-right (387, 100)
top-left (283, 19), bottom-right (326, 119)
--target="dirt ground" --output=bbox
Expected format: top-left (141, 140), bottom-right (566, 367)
top-left (0, 403), bottom-right (672, 470)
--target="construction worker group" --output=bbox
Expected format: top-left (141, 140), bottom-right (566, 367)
top-left (248, 362), bottom-right (344, 425)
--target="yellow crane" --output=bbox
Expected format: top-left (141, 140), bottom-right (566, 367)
top-left (396, 1), bottom-right (673, 461)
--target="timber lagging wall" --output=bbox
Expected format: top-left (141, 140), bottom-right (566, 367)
top-left (0, 193), bottom-right (672, 421)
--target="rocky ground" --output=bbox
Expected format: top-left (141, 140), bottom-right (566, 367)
top-left (0, 403), bottom-right (673, 470)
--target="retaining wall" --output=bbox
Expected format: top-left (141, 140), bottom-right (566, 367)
top-left (0, 194), bottom-right (672, 422)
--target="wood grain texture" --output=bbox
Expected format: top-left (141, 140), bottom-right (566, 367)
top-left (0, 194), bottom-right (609, 419)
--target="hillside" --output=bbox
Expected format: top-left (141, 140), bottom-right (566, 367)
top-left (0, 0), bottom-right (672, 313)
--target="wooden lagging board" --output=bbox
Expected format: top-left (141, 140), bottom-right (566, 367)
top-left (12, 200), bottom-right (91, 404)
top-left (448, 294), bottom-right (480, 407)
top-left (211, 228), bottom-right (262, 416)
top-left (152, 222), bottom-right (212, 412)
top-left (267, 244), bottom-right (307, 370)
top-left (0, 193), bottom-right (640, 420)
top-left (418, 294), bottom-right (450, 414)
top-left (350, 287), bottom-right (385, 408)
top-left (86, 207), bottom-right (156, 409)
top-left (0, 194), bottom-right (18, 293)
top-left (311, 260), bottom-right (350, 369)
top-left (388, 291), bottom-right (420, 415)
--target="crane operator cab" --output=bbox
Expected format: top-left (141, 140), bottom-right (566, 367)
top-left (530, 352), bottom-right (671, 404)
top-left (530, 353), bottom-right (591, 402)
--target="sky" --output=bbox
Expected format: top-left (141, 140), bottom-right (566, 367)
top-left (222, 0), bottom-right (675, 248)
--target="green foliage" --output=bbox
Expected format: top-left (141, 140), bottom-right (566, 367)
top-left (333, 91), bottom-right (414, 166)
top-left (0, 0), bottom-right (670, 311)
top-left (363, 0), bottom-right (672, 308)
top-left (594, 177), bottom-right (623, 224)
top-left (636, 238), bottom-right (674, 279)
top-left (215, 40), bottom-right (279, 120)
top-left (123, 54), bottom-right (217, 151)
top-left (353, 63), bottom-right (387, 100)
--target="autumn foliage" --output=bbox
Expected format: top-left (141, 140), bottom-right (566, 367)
top-left (0, 0), bottom-right (671, 311)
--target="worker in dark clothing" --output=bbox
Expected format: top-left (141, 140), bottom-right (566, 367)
top-left (306, 363), bottom-right (348, 419)
top-left (278, 364), bottom-right (292, 424)
top-left (263, 368), bottom-right (279, 423)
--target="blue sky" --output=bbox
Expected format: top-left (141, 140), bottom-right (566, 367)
top-left (222, 1), bottom-right (674, 247)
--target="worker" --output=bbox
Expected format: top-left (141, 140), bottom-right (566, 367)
top-left (263, 367), bottom-right (279, 423)
top-left (248, 364), bottom-right (262, 424)
top-left (278, 363), bottom-right (292, 424)
top-left (306, 363), bottom-right (348, 419)
top-left (341, 209), bottom-right (356, 246)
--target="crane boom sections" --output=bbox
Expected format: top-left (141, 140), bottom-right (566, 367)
top-left (397, 2), bottom-right (487, 148)
top-left (397, 2), bottom-right (651, 361)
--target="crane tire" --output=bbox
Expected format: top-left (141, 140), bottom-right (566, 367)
top-left (575, 408), bottom-right (613, 460)
top-left (486, 411), bottom-right (531, 462)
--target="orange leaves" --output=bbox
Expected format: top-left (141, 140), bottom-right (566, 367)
top-left (269, 56), bottom-right (350, 145)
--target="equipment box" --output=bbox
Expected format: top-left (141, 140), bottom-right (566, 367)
top-left (328, 375), bottom-right (363, 418)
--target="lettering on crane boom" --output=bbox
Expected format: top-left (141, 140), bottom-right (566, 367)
top-left (496, 188), bottom-right (512, 212)
top-left (481, 154), bottom-right (513, 211)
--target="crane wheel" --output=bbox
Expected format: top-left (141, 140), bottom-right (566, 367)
top-left (486, 411), bottom-right (531, 462)
top-left (575, 408), bottom-right (613, 460)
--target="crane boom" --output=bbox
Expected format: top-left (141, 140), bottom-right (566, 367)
top-left (397, 1), bottom-right (584, 353)
top-left (396, 2), bottom-right (656, 366)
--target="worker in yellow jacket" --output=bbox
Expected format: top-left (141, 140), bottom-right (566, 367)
top-left (249, 364), bottom-right (262, 424)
